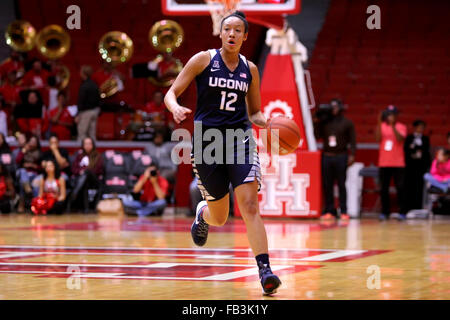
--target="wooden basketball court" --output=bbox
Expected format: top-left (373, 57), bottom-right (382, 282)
top-left (0, 214), bottom-right (449, 300)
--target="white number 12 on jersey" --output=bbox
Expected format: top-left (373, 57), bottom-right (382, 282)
top-left (219, 91), bottom-right (237, 111)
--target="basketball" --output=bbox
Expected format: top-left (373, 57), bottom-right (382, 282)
top-left (266, 116), bottom-right (301, 155)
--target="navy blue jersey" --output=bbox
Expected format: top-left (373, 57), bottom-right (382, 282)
top-left (194, 49), bottom-right (253, 129)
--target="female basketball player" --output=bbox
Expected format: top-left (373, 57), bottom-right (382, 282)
top-left (164, 11), bottom-right (281, 295)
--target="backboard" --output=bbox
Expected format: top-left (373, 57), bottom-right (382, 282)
top-left (161, 0), bottom-right (301, 16)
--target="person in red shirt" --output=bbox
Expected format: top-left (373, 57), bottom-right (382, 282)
top-left (0, 51), bottom-right (25, 82)
top-left (122, 163), bottom-right (168, 216)
top-left (375, 105), bottom-right (408, 221)
top-left (42, 91), bottom-right (74, 140)
top-left (142, 91), bottom-right (174, 128)
top-left (0, 71), bottom-right (21, 107)
top-left (22, 60), bottom-right (50, 90)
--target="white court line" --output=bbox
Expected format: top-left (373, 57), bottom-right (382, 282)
top-left (0, 250), bottom-right (329, 262)
top-left (0, 245), bottom-right (335, 252)
top-left (0, 261), bottom-right (292, 268)
top-left (298, 250), bottom-right (367, 261)
top-left (0, 252), bottom-right (43, 259)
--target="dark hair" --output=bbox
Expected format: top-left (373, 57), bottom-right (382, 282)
top-left (49, 133), bottom-right (60, 141)
top-left (81, 136), bottom-right (100, 170)
top-left (28, 134), bottom-right (41, 151)
top-left (413, 120), bottom-right (426, 127)
top-left (47, 76), bottom-right (57, 87)
top-left (57, 90), bottom-right (66, 99)
top-left (0, 133), bottom-right (11, 153)
top-left (330, 98), bottom-right (344, 109)
top-left (447, 132), bottom-right (450, 139)
top-left (81, 65), bottom-right (93, 78)
top-left (0, 163), bottom-right (11, 179)
top-left (43, 159), bottom-right (61, 180)
top-left (221, 10), bottom-right (249, 33)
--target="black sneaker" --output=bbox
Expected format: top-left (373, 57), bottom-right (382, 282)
top-left (259, 263), bottom-right (281, 295)
top-left (191, 200), bottom-right (209, 246)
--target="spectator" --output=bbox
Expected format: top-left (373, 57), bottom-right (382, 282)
top-left (424, 148), bottom-right (450, 193)
top-left (375, 105), bottom-right (407, 220)
top-left (142, 91), bottom-right (174, 128)
top-left (42, 91), bottom-right (74, 140)
top-left (13, 90), bottom-right (45, 136)
top-left (76, 65), bottom-right (101, 141)
top-left (0, 71), bottom-right (21, 107)
top-left (313, 99), bottom-right (356, 221)
top-left (70, 137), bottom-right (104, 212)
top-left (15, 134), bottom-right (42, 212)
top-left (0, 133), bottom-right (11, 153)
top-left (46, 76), bottom-right (59, 111)
top-left (0, 51), bottom-right (25, 81)
top-left (0, 95), bottom-right (8, 137)
top-left (22, 59), bottom-right (49, 90)
top-left (123, 163), bottom-right (168, 216)
top-left (92, 61), bottom-right (125, 102)
top-left (32, 159), bottom-right (66, 215)
top-left (404, 120), bottom-right (431, 212)
top-left (12, 132), bottom-right (27, 161)
top-left (40, 133), bottom-right (71, 179)
top-left (0, 163), bottom-right (15, 214)
top-left (145, 130), bottom-right (177, 184)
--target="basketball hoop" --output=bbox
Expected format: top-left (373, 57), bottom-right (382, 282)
top-left (205, 0), bottom-right (241, 36)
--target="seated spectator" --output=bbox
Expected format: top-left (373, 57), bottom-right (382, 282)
top-left (0, 51), bottom-right (25, 82)
top-left (404, 120), bottom-right (431, 212)
top-left (22, 59), bottom-right (49, 91)
top-left (32, 134), bottom-right (71, 194)
top-left (142, 91), bottom-right (174, 129)
top-left (0, 163), bottom-right (15, 214)
top-left (0, 133), bottom-right (11, 153)
top-left (424, 148), bottom-right (450, 193)
top-left (123, 163), bottom-right (168, 216)
top-left (0, 95), bottom-right (8, 137)
top-left (13, 90), bottom-right (45, 136)
top-left (12, 132), bottom-right (27, 161)
top-left (42, 91), bottom-right (74, 140)
top-left (145, 130), bottom-right (177, 184)
top-left (31, 159), bottom-right (66, 215)
top-left (70, 137), bottom-right (104, 212)
top-left (0, 71), bottom-right (21, 108)
top-left (40, 134), bottom-right (71, 178)
top-left (46, 76), bottom-right (59, 111)
top-left (15, 134), bottom-right (42, 212)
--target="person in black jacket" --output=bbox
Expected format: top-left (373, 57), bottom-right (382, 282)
top-left (75, 65), bottom-right (100, 141)
top-left (314, 99), bottom-right (356, 221)
top-left (404, 120), bottom-right (431, 212)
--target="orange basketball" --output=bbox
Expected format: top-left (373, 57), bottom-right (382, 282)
top-left (266, 116), bottom-right (301, 155)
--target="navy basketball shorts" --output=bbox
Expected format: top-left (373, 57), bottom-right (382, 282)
top-left (191, 130), bottom-right (261, 202)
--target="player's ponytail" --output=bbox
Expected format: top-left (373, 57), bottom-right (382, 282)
top-left (221, 10), bottom-right (249, 33)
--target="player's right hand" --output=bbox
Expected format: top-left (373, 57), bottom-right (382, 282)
top-left (173, 105), bottom-right (192, 124)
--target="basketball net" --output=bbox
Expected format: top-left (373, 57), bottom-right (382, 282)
top-left (205, 0), bottom-right (241, 36)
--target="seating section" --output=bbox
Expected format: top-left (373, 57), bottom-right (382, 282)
top-left (17, 0), bottom-right (266, 137)
top-left (17, 0), bottom-right (267, 104)
top-left (309, 0), bottom-right (450, 145)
